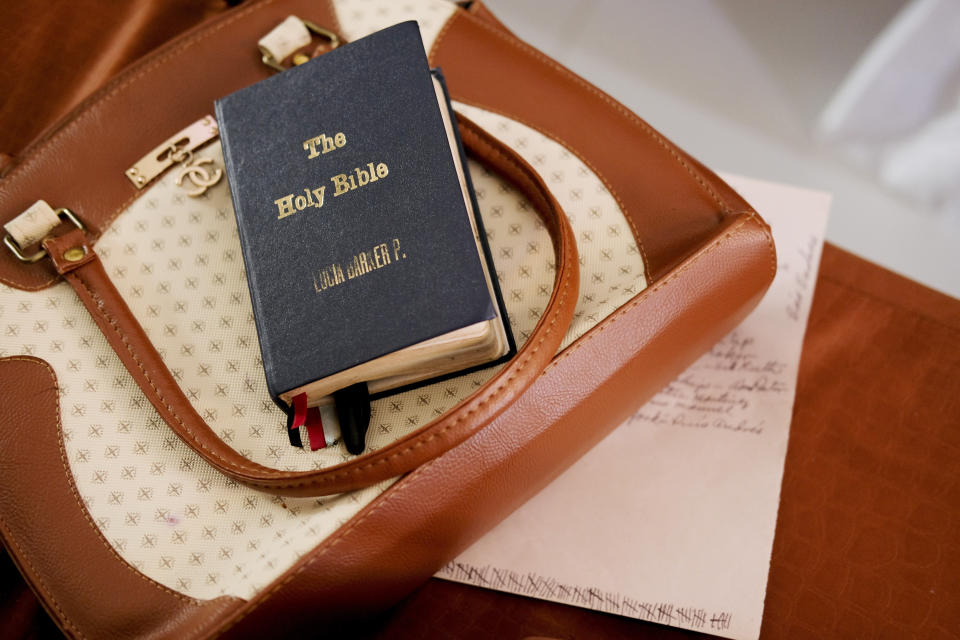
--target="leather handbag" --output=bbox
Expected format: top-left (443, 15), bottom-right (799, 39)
top-left (0, 0), bottom-right (775, 637)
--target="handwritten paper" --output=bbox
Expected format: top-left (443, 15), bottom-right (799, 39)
top-left (436, 175), bottom-right (832, 640)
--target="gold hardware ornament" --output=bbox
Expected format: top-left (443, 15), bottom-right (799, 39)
top-left (125, 116), bottom-right (220, 191)
top-left (260, 18), bottom-right (339, 72)
top-left (3, 207), bottom-right (85, 263)
top-left (169, 146), bottom-right (223, 198)
top-left (62, 246), bottom-right (86, 262)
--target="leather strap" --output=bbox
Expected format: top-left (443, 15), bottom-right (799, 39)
top-left (42, 115), bottom-right (579, 497)
top-left (431, 3), bottom-right (744, 281)
top-left (2, 0), bottom-right (756, 499)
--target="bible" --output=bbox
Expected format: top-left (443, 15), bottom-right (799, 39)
top-left (215, 22), bottom-right (514, 452)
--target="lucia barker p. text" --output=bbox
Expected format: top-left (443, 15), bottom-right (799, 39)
top-left (312, 238), bottom-right (407, 293)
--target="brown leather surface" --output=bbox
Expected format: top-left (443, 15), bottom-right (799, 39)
top-left (453, 0), bottom-right (752, 282)
top-left (0, 0), bottom-right (760, 295)
top-left (44, 115), bottom-right (581, 497)
top-left (464, 0), bottom-right (514, 36)
top-left (0, 0), bottom-right (229, 160)
top-left (212, 213), bottom-right (775, 638)
top-left (7, 243), bottom-right (955, 639)
top-left (0, 0), bottom-right (764, 497)
top-left (430, 6), bottom-right (747, 282)
top-left (349, 244), bottom-right (960, 640)
top-left (0, 0), bottom-right (778, 637)
top-left (0, 0), bottom-right (342, 292)
top-left (0, 216), bottom-right (773, 639)
top-left (0, 356), bottom-right (243, 639)
top-left (1, 1), bottom-right (953, 638)
top-left (42, 228), bottom-right (97, 275)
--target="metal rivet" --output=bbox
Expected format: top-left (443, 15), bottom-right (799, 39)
top-left (63, 247), bottom-right (86, 262)
top-left (292, 53), bottom-right (310, 66)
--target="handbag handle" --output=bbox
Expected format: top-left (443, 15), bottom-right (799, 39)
top-left (5, 0), bottom-right (755, 498)
top-left (39, 113), bottom-right (580, 497)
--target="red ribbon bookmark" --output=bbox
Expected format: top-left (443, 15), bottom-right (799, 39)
top-left (290, 393), bottom-right (327, 450)
top-left (290, 392), bottom-right (308, 430)
top-left (304, 406), bottom-right (327, 450)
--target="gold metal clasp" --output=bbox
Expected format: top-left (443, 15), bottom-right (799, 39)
top-left (125, 115), bottom-right (220, 190)
top-left (4, 208), bottom-right (84, 263)
top-left (260, 17), bottom-right (339, 72)
top-left (165, 144), bottom-right (223, 198)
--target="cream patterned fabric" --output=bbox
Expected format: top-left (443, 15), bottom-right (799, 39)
top-left (0, 0), bottom-right (646, 600)
top-left (453, 103), bottom-right (647, 349)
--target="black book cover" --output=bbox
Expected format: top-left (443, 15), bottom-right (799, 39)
top-left (215, 22), bottom-right (510, 400)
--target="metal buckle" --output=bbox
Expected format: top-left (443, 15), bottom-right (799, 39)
top-left (260, 19), bottom-right (339, 72)
top-left (125, 115), bottom-right (219, 190)
top-left (3, 208), bottom-right (84, 263)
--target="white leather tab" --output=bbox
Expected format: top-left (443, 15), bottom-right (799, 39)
top-left (3, 199), bottom-right (59, 248)
top-left (258, 15), bottom-right (312, 63)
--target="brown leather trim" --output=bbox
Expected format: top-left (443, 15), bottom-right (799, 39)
top-left (0, 0), bottom-right (778, 633)
top-left (0, 152), bottom-right (15, 178)
top-left (42, 228), bottom-right (97, 274)
top-left (464, 0), bottom-right (514, 35)
top-left (429, 7), bottom-right (753, 282)
top-left (0, 0), bottom-right (772, 494)
top-left (0, 356), bottom-right (243, 639)
top-left (0, 0), bottom-right (230, 159)
top-left (0, 0), bottom-right (341, 292)
top-left (0, 0), bottom-right (757, 292)
top-left (47, 115), bottom-right (580, 497)
top-left (214, 212), bottom-right (776, 638)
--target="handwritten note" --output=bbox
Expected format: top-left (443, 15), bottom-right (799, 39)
top-left (436, 174), bottom-right (831, 640)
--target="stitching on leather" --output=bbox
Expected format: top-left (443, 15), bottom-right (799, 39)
top-left (0, 356), bottom-right (201, 639)
top-left (240, 126), bottom-right (576, 490)
top-left (6, 0), bottom-right (278, 180)
top-left (1, 0), bottom-right (285, 292)
top-left (47, 356), bottom-right (203, 604)
top-left (2, 177), bottom-right (161, 292)
top-left (461, 123), bottom-right (562, 240)
top-left (541, 212), bottom-right (775, 375)
top-left (541, 212), bottom-right (770, 374)
top-left (62, 125), bottom-right (574, 491)
top-left (429, 11), bottom-right (651, 278)
top-left (1, 0), bottom-right (770, 494)
top-left (211, 218), bottom-right (776, 637)
top-left (0, 373), bottom-right (85, 638)
top-left (428, 7), bottom-right (458, 70)
top-left (2, 4), bottom-right (575, 490)
top-left (0, 267), bottom-right (55, 292)
top-left (68, 269), bottom-right (271, 475)
top-left (451, 98), bottom-right (649, 281)
top-left (436, 10), bottom-right (738, 219)
top-left (734, 209), bottom-right (777, 282)
top-left (211, 456), bottom-right (444, 638)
